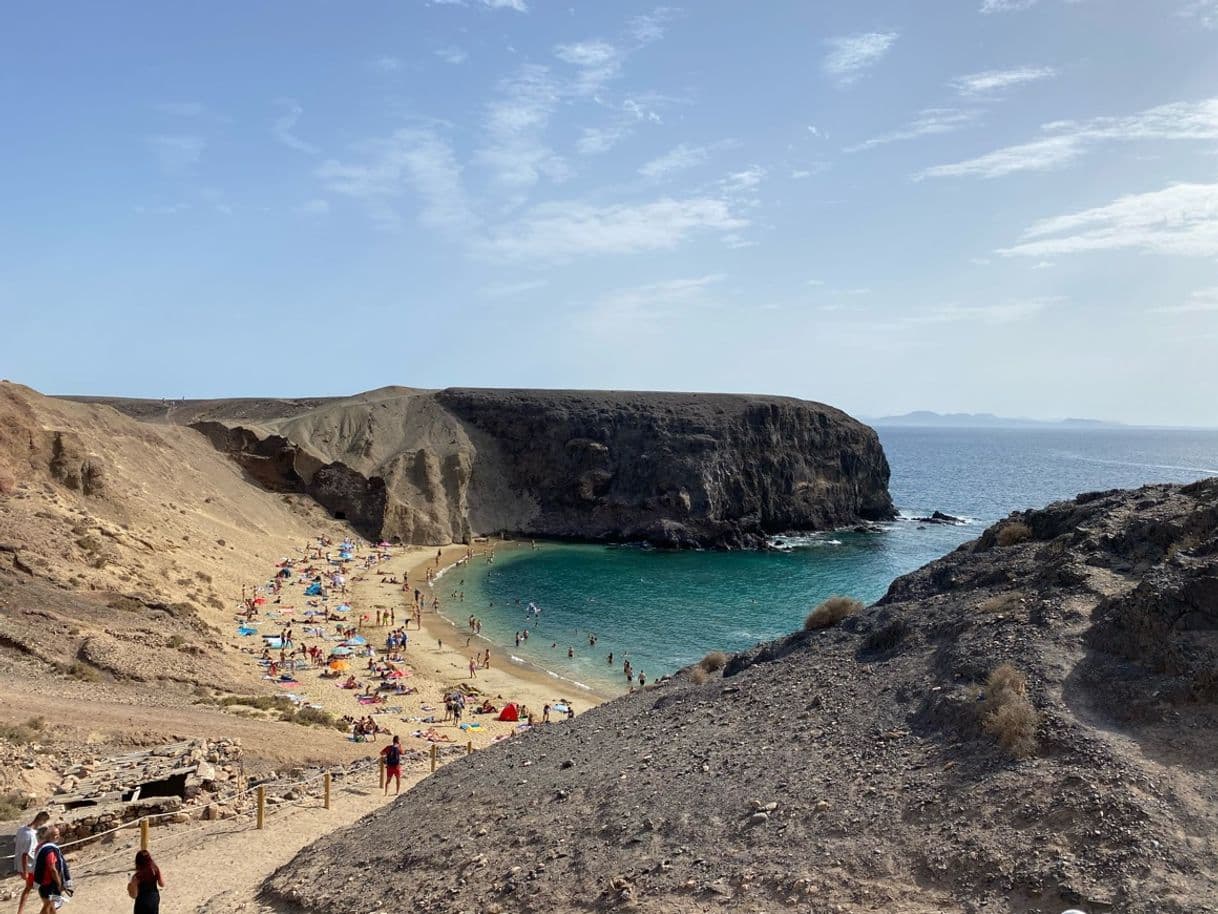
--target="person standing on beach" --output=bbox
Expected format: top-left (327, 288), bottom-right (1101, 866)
top-left (126, 849), bottom-right (164, 914)
top-left (14, 810), bottom-right (49, 914)
top-left (380, 736), bottom-right (404, 795)
top-left (469, 656), bottom-right (477, 678)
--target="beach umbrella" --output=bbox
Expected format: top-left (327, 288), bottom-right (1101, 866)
top-left (329, 659), bottom-right (348, 671)
top-left (330, 646), bottom-right (352, 656)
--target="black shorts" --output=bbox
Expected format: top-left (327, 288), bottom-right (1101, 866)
top-left (38, 884), bottom-right (58, 900)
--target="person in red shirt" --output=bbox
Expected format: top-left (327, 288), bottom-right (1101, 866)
top-left (380, 735), bottom-right (403, 795)
top-left (34, 825), bottom-right (66, 914)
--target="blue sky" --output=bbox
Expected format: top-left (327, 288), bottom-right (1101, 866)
top-left (3, 0), bottom-right (1217, 425)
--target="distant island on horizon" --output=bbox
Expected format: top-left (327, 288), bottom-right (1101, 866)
top-left (870, 411), bottom-right (1152, 430)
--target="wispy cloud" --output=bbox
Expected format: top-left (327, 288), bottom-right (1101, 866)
top-left (999, 182), bottom-right (1218, 258)
top-left (1178, 0), bottom-right (1218, 28)
top-left (1151, 286), bottom-right (1218, 313)
top-left (554, 40), bottom-right (624, 94)
top-left (146, 134), bottom-right (205, 173)
top-left (434, 0), bottom-right (527, 10)
top-left (846, 108), bottom-right (978, 153)
top-left (317, 128), bottom-right (474, 232)
top-left (479, 197), bottom-right (746, 261)
top-left (154, 101), bottom-right (206, 118)
top-left (273, 100), bottom-right (319, 155)
top-left (477, 64), bottom-right (566, 188)
top-left (950, 66), bottom-right (1057, 98)
top-left (791, 162), bottom-right (830, 179)
top-left (578, 274), bottom-right (726, 335)
top-left (980, 0), bottom-right (1039, 12)
top-left (577, 125), bottom-right (631, 155)
top-left (823, 32), bottom-right (898, 86)
top-left (628, 8), bottom-right (679, 44)
top-left (918, 97), bottom-right (1218, 179)
top-left (639, 143), bottom-right (710, 178)
top-left (368, 56), bottom-right (402, 73)
top-left (480, 278), bottom-right (549, 297)
top-left (295, 199), bottom-right (330, 216)
top-left (436, 46), bottom-right (468, 65)
top-left (908, 298), bottom-right (1056, 323)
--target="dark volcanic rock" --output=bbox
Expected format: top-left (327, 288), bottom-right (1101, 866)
top-left (101, 387), bottom-right (895, 548)
top-left (263, 479), bottom-right (1218, 914)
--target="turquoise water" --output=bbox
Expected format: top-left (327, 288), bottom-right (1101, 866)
top-left (449, 427), bottom-right (1218, 694)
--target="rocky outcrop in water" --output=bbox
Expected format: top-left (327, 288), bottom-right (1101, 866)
top-left (103, 387), bottom-right (895, 548)
top-left (262, 479), bottom-right (1218, 914)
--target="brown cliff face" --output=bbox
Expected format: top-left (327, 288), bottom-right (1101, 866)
top-left (112, 387), bottom-right (894, 548)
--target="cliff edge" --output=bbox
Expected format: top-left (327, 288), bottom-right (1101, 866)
top-left (85, 387), bottom-right (895, 548)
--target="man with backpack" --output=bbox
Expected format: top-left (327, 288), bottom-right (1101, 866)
top-left (32, 824), bottom-right (71, 914)
top-left (380, 735), bottom-right (403, 796)
top-left (14, 810), bottom-right (49, 914)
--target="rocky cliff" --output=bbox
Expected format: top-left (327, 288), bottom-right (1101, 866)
top-left (263, 479), bottom-right (1218, 914)
top-left (90, 387), bottom-right (895, 548)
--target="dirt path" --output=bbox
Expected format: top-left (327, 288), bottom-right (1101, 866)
top-left (60, 764), bottom-right (428, 914)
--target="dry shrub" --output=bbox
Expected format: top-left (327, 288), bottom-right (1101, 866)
top-left (700, 651), bottom-right (728, 673)
top-left (688, 667), bottom-right (709, 685)
top-left (805, 595), bottom-right (863, 631)
top-left (980, 663), bottom-right (1038, 758)
top-left (996, 522), bottom-right (1032, 547)
top-left (978, 592), bottom-right (1022, 614)
top-left (0, 791), bottom-right (27, 820)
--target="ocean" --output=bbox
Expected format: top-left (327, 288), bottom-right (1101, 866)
top-left (443, 427), bottom-right (1218, 695)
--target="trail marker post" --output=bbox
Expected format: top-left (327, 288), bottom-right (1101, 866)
top-left (256, 786), bottom-right (266, 830)
top-left (323, 772), bottom-right (331, 809)
top-left (139, 819), bottom-right (149, 851)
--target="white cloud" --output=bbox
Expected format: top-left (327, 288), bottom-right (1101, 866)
top-left (999, 182), bottom-right (1218, 258)
top-left (317, 128), bottom-right (474, 232)
top-left (908, 298), bottom-right (1056, 324)
top-left (950, 66), bottom-right (1057, 98)
top-left (639, 143), bottom-right (710, 178)
top-left (919, 97), bottom-right (1218, 179)
top-left (579, 274), bottom-right (726, 335)
top-left (1151, 286), bottom-right (1218, 313)
top-left (477, 64), bottom-right (566, 188)
top-left (436, 46), bottom-right (468, 64)
top-left (483, 0), bottom-right (527, 9)
top-left (628, 8), bottom-right (678, 45)
top-left (791, 162), bottom-right (830, 179)
top-left (980, 0), bottom-right (1039, 11)
top-left (295, 199), bottom-right (330, 216)
top-left (823, 32), bottom-right (898, 86)
top-left (554, 40), bottom-right (623, 94)
top-left (369, 56), bottom-right (402, 72)
top-left (577, 125), bottom-right (631, 155)
top-left (1178, 0), bottom-right (1218, 28)
top-left (146, 134), bottom-right (205, 173)
top-left (155, 102), bottom-right (206, 117)
top-left (719, 165), bottom-right (766, 194)
top-left (846, 108), bottom-right (978, 153)
top-left (481, 278), bottom-right (549, 297)
top-left (479, 197), bottom-right (747, 261)
top-left (273, 101), bottom-right (319, 155)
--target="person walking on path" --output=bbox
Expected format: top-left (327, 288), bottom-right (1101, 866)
top-left (126, 849), bottom-right (164, 914)
top-left (380, 735), bottom-right (404, 796)
top-left (32, 824), bottom-right (69, 914)
top-left (14, 810), bottom-right (49, 914)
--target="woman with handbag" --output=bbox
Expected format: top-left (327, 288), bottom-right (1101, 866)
top-left (126, 850), bottom-right (164, 914)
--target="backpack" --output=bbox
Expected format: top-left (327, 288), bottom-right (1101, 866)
top-left (385, 744), bottom-right (401, 766)
top-left (33, 843), bottom-right (69, 886)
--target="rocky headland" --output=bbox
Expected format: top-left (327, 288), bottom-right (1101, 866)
top-left (84, 386), bottom-right (896, 549)
top-left (263, 479), bottom-right (1218, 914)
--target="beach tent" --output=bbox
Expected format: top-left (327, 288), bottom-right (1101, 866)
top-left (264, 637), bottom-right (284, 649)
top-left (237, 625), bottom-right (257, 637)
top-left (305, 583), bottom-right (323, 596)
top-left (496, 703), bottom-right (519, 722)
top-left (328, 659), bottom-right (349, 672)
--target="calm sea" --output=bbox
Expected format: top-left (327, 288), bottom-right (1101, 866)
top-left (444, 427), bottom-right (1218, 695)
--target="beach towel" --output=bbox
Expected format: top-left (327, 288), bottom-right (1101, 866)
top-left (278, 680), bottom-right (300, 689)
top-left (237, 626), bottom-right (257, 637)
top-left (458, 722), bottom-right (482, 731)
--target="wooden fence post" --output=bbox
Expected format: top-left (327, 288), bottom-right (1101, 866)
top-left (323, 772), bottom-right (331, 810)
top-left (467, 740), bottom-right (473, 756)
top-left (378, 758), bottom-right (385, 789)
top-left (139, 818), bottom-right (149, 851)
top-left (430, 743), bottom-right (437, 772)
top-left (256, 785), bottom-right (266, 830)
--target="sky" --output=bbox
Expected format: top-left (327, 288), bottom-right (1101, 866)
top-left (2, 1), bottom-right (1217, 426)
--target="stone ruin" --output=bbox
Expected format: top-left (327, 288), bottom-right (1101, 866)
top-left (50, 738), bottom-right (243, 842)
